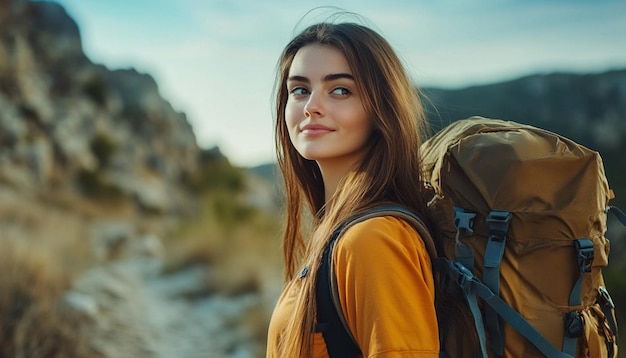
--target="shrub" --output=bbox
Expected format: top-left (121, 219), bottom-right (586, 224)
top-left (90, 133), bottom-right (117, 170)
top-left (0, 238), bottom-right (99, 357)
top-left (76, 169), bottom-right (124, 199)
top-left (82, 75), bottom-right (108, 107)
top-left (184, 149), bottom-right (244, 193)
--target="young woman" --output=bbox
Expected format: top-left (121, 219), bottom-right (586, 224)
top-left (266, 20), bottom-right (440, 357)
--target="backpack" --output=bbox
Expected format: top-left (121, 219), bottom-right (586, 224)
top-left (316, 117), bottom-right (626, 357)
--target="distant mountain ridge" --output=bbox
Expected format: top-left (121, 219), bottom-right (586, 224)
top-left (421, 69), bottom-right (626, 208)
top-left (423, 69), bottom-right (626, 149)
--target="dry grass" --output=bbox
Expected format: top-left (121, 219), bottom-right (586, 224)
top-left (0, 163), bottom-right (285, 356)
top-left (0, 189), bottom-right (133, 357)
top-left (164, 189), bottom-right (283, 280)
top-left (163, 188), bottom-right (284, 346)
top-left (0, 238), bottom-right (101, 358)
top-left (0, 189), bottom-right (131, 273)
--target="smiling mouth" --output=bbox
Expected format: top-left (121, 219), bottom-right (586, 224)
top-left (301, 127), bottom-right (333, 135)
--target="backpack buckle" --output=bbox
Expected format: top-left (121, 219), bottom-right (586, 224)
top-left (565, 311), bottom-right (584, 338)
top-left (598, 286), bottom-right (615, 309)
top-left (451, 261), bottom-right (474, 291)
top-left (453, 207), bottom-right (476, 236)
top-left (564, 311), bottom-right (584, 338)
top-left (486, 211), bottom-right (512, 242)
top-left (574, 239), bottom-right (594, 273)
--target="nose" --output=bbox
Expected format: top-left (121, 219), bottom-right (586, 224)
top-left (303, 91), bottom-right (322, 117)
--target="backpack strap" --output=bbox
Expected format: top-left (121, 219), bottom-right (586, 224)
top-left (482, 210), bottom-right (512, 356)
top-left (315, 204), bottom-right (437, 357)
top-left (447, 208), bottom-right (585, 358)
top-left (597, 286), bottom-right (618, 357)
top-left (607, 205), bottom-right (626, 227)
top-left (452, 208), bottom-right (510, 357)
top-left (600, 206), bottom-right (624, 357)
top-left (316, 228), bottom-right (362, 357)
top-left (433, 259), bottom-right (490, 358)
top-left (452, 207), bottom-right (477, 271)
top-left (562, 239), bottom-right (595, 355)
top-left (445, 261), bottom-right (575, 358)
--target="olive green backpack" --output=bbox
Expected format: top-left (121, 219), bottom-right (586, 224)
top-left (421, 117), bottom-right (623, 357)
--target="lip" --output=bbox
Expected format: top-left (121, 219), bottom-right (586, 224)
top-left (300, 123), bottom-right (334, 136)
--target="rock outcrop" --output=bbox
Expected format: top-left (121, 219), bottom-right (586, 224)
top-left (0, 0), bottom-right (199, 213)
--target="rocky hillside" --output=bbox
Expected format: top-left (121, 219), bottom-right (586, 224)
top-left (0, 0), bottom-right (199, 213)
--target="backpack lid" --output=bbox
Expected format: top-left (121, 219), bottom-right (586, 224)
top-left (421, 117), bottom-right (612, 240)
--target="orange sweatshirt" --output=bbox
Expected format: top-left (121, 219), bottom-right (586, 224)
top-left (267, 216), bottom-right (439, 357)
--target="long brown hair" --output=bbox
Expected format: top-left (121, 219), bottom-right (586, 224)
top-left (273, 21), bottom-right (430, 357)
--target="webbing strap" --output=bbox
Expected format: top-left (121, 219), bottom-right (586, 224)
top-left (569, 239), bottom-right (594, 305)
top-left (483, 211), bottom-right (512, 356)
top-left (607, 206), bottom-right (626, 226)
top-left (447, 262), bottom-right (575, 358)
top-left (562, 239), bottom-right (595, 355)
top-left (453, 207), bottom-right (476, 272)
top-left (598, 286), bottom-right (618, 357)
top-left (603, 206), bottom-right (624, 356)
top-left (441, 260), bottom-right (489, 358)
top-left (598, 286), bottom-right (618, 340)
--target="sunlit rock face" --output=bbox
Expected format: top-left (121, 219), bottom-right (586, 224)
top-left (0, 0), bottom-right (199, 214)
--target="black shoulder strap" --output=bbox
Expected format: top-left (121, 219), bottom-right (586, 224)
top-left (315, 205), bottom-right (435, 358)
top-left (316, 225), bottom-right (362, 357)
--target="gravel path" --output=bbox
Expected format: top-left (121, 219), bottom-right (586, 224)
top-left (66, 258), bottom-right (264, 358)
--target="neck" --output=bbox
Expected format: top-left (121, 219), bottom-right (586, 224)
top-left (316, 147), bottom-right (368, 203)
top-left (318, 159), bottom-right (355, 203)
top-left (321, 170), bottom-right (342, 203)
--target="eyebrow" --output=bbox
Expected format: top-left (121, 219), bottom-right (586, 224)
top-left (287, 73), bottom-right (355, 83)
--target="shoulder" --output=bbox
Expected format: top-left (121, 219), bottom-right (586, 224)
top-left (334, 216), bottom-right (429, 261)
top-left (331, 217), bottom-right (439, 356)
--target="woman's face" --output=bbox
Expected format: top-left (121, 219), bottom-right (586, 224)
top-left (285, 44), bottom-right (373, 169)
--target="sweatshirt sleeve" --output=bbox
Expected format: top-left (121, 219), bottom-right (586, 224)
top-left (333, 216), bottom-right (440, 358)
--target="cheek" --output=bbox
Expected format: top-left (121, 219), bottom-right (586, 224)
top-left (354, 124), bottom-right (374, 148)
top-left (285, 97), bottom-right (301, 123)
top-left (284, 102), bottom-right (301, 141)
top-left (343, 109), bottom-right (373, 142)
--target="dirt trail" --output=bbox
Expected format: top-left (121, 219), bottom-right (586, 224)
top-left (66, 257), bottom-right (263, 358)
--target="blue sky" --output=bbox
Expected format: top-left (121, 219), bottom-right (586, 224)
top-left (53, 0), bottom-right (626, 167)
